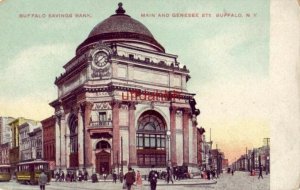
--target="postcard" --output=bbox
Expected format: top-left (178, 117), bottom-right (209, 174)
top-left (0, 0), bottom-right (299, 190)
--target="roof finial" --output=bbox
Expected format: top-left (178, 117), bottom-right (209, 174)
top-left (116, 2), bottom-right (126, 14)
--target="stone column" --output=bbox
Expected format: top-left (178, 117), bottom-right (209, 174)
top-left (77, 106), bottom-right (84, 168)
top-left (112, 101), bottom-right (120, 167)
top-left (182, 108), bottom-right (190, 165)
top-left (170, 106), bottom-right (177, 166)
top-left (128, 102), bottom-right (137, 166)
top-left (64, 114), bottom-right (69, 168)
top-left (83, 102), bottom-right (93, 167)
top-left (192, 118), bottom-right (198, 165)
top-left (55, 113), bottom-right (62, 169)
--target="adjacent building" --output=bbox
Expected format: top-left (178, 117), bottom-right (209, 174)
top-left (0, 117), bottom-right (14, 145)
top-left (0, 117), bottom-right (14, 165)
top-left (19, 122), bottom-right (41, 161)
top-left (50, 3), bottom-right (201, 175)
top-left (28, 127), bottom-right (43, 160)
top-left (0, 143), bottom-right (10, 164)
top-left (233, 138), bottom-right (270, 173)
top-left (41, 116), bottom-right (56, 172)
top-left (9, 118), bottom-right (38, 168)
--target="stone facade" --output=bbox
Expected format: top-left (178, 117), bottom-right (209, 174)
top-left (50, 3), bottom-right (200, 175)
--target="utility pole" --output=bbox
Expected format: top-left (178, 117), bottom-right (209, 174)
top-left (246, 147), bottom-right (248, 171)
top-left (264, 138), bottom-right (270, 174)
top-left (121, 136), bottom-right (123, 173)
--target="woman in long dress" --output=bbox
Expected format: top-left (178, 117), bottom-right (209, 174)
top-left (136, 170), bottom-right (143, 190)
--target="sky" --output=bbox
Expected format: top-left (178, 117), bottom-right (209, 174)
top-left (0, 0), bottom-right (270, 164)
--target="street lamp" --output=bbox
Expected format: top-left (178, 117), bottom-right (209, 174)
top-left (166, 130), bottom-right (171, 166)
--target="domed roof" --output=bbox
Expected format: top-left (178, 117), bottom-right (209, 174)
top-left (76, 3), bottom-right (165, 54)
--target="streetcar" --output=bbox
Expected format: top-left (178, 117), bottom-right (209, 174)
top-left (16, 160), bottom-right (51, 185)
top-left (0, 165), bottom-right (11, 182)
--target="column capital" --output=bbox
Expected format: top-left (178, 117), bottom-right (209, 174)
top-left (182, 107), bottom-right (191, 114)
top-left (80, 101), bottom-right (93, 110)
top-left (169, 106), bottom-right (178, 113)
top-left (55, 105), bottom-right (65, 117)
top-left (128, 102), bottom-right (137, 110)
top-left (110, 100), bottom-right (121, 108)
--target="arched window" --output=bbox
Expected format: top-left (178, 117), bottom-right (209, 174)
top-left (69, 113), bottom-right (78, 154)
top-left (95, 141), bottom-right (111, 149)
top-left (136, 110), bottom-right (166, 167)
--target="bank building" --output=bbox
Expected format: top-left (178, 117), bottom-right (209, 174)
top-left (50, 3), bottom-right (201, 175)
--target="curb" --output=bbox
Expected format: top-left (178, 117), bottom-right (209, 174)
top-left (143, 180), bottom-right (217, 186)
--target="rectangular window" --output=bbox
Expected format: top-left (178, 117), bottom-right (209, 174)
top-left (138, 135), bottom-right (143, 148)
top-left (161, 137), bottom-right (165, 148)
top-left (150, 155), bottom-right (156, 165)
top-left (150, 135), bottom-right (156, 147)
top-left (144, 135), bottom-right (150, 147)
top-left (145, 155), bottom-right (150, 165)
top-left (138, 154), bottom-right (144, 165)
top-left (129, 54), bottom-right (134, 59)
top-left (99, 112), bottom-right (107, 125)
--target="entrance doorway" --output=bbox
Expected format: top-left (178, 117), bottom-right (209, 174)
top-left (96, 150), bottom-right (111, 175)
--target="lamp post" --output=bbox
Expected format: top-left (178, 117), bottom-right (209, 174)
top-left (121, 136), bottom-right (123, 173)
top-left (166, 130), bottom-right (171, 167)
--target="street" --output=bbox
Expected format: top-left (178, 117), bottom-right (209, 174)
top-left (0, 172), bottom-right (269, 190)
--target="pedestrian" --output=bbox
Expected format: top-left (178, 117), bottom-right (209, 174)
top-left (166, 167), bottom-right (173, 184)
top-left (206, 169), bottom-right (210, 180)
top-left (78, 170), bottom-right (83, 182)
top-left (60, 171), bottom-right (65, 182)
top-left (55, 171), bottom-right (59, 182)
top-left (120, 170), bottom-right (124, 183)
top-left (84, 170), bottom-right (88, 181)
top-left (258, 166), bottom-right (263, 179)
top-left (148, 165), bottom-right (159, 190)
top-left (136, 170), bottom-right (143, 190)
top-left (211, 170), bottom-right (215, 179)
top-left (38, 170), bottom-right (48, 190)
top-left (102, 167), bottom-right (107, 181)
top-left (231, 169), bottom-right (234, 176)
top-left (124, 167), bottom-right (136, 190)
top-left (66, 172), bottom-right (70, 182)
top-left (91, 172), bottom-right (98, 183)
top-left (112, 170), bottom-right (117, 183)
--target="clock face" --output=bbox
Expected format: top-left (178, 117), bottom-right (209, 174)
top-left (93, 51), bottom-right (108, 67)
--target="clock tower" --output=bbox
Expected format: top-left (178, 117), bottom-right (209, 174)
top-left (50, 3), bottom-right (200, 175)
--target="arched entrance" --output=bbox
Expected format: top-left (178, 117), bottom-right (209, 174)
top-left (95, 141), bottom-right (111, 174)
top-left (136, 110), bottom-right (167, 167)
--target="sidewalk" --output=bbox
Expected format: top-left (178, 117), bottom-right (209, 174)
top-left (51, 177), bottom-right (217, 187)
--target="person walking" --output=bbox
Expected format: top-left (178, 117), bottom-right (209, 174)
top-left (112, 170), bottom-right (117, 183)
top-left (120, 170), bottom-right (124, 183)
top-left (136, 170), bottom-right (143, 190)
top-left (231, 169), bottom-right (234, 176)
top-left (39, 170), bottom-right (48, 190)
top-left (166, 167), bottom-right (173, 184)
top-left (258, 166), bottom-right (263, 179)
top-left (148, 165), bottom-right (159, 190)
top-left (124, 167), bottom-right (136, 190)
